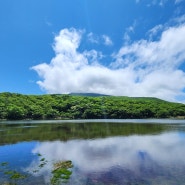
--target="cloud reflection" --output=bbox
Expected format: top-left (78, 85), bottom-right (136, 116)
top-left (29, 132), bottom-right (185, 173)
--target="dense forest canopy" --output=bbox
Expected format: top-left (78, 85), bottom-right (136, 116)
top-left (0, 92), bottom-right (185, 120)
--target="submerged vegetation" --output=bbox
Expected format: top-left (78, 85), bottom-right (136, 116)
top-left (51, 160), bottom-right (73, 185)
top-left (0, 155), bottom-right (73, 185)
top-left (0, 92), bottom-right (185, 120)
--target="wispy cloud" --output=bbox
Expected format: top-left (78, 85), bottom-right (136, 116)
top-left (102, 35), bottom-right (113, 46)
top-left (123, 21), bottom-right (137, 43)
top-left (159, 0), bottom-right (168, 6)
top-left (45, 19), bottom-right (52, 27)
top-left (175, 0), bottom-right (184, 4)
top-left (135, 0), bottom-right (140, 3)
top-left (173, 14), bottom-right (185, 24)
top-left (87, 32), bottom-right (99, 44)
top-left (87, 32), bottom-right (113, 46)
top-left (147, 13), bottom-right (185, 41)
top-left (147, 24), bottom-right (164, 40)
top-left (137, 0), bottom-right (183, 6)
top-left (145, 0), bottom-right (171, 7)
top-left (32, 24), bottom-right (185, 102)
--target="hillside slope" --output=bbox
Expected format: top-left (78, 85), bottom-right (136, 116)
top-left (0, 92), bottom-right (185, 120)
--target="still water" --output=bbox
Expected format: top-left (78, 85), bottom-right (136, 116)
top-left (0, 119), bottom-right (185, 185)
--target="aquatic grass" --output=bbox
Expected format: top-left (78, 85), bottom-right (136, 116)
top-left (0, 156), bottom-right (73, 185)
top-left (51, 160), bottom-right (73, 185)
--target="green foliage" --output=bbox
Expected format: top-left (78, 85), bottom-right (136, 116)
top-left (0, 92), bottom-right (185, 120)
top-left (6, 105), bottom-right (25, 120)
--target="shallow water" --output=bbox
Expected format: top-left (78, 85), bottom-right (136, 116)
top-left (0, 119), bottom-right (185, 185)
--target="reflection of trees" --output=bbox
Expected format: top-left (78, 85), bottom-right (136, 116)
top-left (0, 122), bottom-right (169, 144)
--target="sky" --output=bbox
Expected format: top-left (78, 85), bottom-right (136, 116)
top-left (0, 0), bottom-right (185, 102)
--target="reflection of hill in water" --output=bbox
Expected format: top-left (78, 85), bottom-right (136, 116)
top-left (0, 121), bottom-right (173, 144)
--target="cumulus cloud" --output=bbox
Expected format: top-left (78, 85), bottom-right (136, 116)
top-left (112, 24), bottom-right (185, 101)
top-left (32, 25), bottom-right (185, 102)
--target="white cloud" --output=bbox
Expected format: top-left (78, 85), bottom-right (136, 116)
top-left (87, 32), bottom-right (99, 44)
top-left (32, 25), bottom-right (185, 102)
top-left (83, 49), bottom-right (104, 64)
top-left (147, 24), bottom-right (164, 40)
top-left (87, 33), bottom-right (113, 46)
top-left (102, 35), bottom-right (113, 46)
top-left (112, 24), bottom-right (185, 101)
top-left (173, 14), bottom-right (185, 24)
top-left (123, 21), bottom-right (137, 43)
top-left (123, 32), bottom-right (131, 42)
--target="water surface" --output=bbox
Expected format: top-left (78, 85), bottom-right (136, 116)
top-left (0, 119), bottom-right (185, 185)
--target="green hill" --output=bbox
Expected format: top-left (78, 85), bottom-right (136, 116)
top-left (0, 92), bottom-right (185, 120)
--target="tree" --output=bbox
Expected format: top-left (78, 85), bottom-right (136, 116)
top-left (7, 105), bottom-right (25, 120)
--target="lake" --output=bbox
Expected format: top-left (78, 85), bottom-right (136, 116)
top-left (0, 119), bottom-right (185, 185)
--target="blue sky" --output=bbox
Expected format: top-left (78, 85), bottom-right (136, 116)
top-left (0, 0), bottom-right (185, 102)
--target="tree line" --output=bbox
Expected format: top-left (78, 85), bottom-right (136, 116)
top-left (0, 92), bottom-right (185, 120)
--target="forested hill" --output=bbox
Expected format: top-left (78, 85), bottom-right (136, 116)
top-left (0, 92), bottom-right (185, 120)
